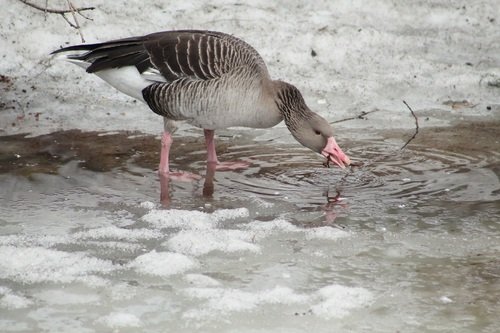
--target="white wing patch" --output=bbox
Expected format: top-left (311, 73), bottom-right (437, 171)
top-left (94, 66), bottom-right (151, 102)
top-left (141, 67), bottom-right (167, 83)
top-left (56, 52), bottom-right (165, 102)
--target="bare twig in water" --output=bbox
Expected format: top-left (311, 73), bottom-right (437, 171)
top-left (326, 188), bottom-right (341, 202)
top-left (18, 0), bottom-right (95, 14)
top-left (330, 109), bottom-right (380, 124)
top-left (325, 166), bottom-right (355, 203)
top-left (401, 100), bottom-right (419, 150)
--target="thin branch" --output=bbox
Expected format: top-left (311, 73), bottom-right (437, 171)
top-left (330, 109), bottom-right (379, 124)
top-left (66, 0), bottom-right (85, 42)
top-left (76, 8), bottom-right (93, 20)
top-left (60, 13), bottom-right (78, 29)
top-left (19, 0), bottom-right (91, 42)
top-left (400, 100), bottom-right (419, 150)
top-left (18, 0), bottom-right (95, 14)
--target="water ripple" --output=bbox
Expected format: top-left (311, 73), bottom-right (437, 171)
top-left (207, 140), bottom-right (500, 207)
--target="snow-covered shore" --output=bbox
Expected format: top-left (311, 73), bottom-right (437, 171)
top-left (1, 0), bottom-right (499, 137)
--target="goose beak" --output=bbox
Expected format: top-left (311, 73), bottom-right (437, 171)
top-left (321, 137), bottom-right (351, 169)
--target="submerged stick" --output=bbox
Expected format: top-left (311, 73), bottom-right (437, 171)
top-left (401, 100), bottom-right (419, 150)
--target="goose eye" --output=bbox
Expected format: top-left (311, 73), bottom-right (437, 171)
top-left (314, 130), bottom-right (321, 135)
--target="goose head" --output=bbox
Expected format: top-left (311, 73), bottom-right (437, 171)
top-left (274, 81), bottom-right (351, 168)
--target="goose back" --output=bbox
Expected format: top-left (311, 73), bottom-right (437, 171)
top-left (53, 30), bottom-right (269, 83)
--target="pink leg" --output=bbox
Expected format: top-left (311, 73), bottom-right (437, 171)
top-left (203, 129), bottom-right (250, 171)
top-left (204, 129), bottom-right (219, 163)
top-left (158, 131), bottom-right (201, 181)
top-left (159, 132), bottom-right (173, 174)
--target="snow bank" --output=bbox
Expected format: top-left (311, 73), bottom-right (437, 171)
top-left (1, 0), bottom-right (498, 136)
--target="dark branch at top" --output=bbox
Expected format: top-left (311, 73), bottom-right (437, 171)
top-left (18, 0), bottom-right (95, 14)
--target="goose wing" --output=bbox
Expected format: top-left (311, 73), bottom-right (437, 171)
top-left (52, 30), bottom-right (267, 82)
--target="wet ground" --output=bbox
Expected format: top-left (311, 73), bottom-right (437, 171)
top-left (0, 121), bottom-right (499, 332)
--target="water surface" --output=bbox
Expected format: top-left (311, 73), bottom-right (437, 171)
top-left (0, 123), bottom-right (499, 332)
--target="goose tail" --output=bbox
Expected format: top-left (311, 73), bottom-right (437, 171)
top-left (51, 39), bottom-right (159, 102)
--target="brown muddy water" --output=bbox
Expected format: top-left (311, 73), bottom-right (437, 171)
top-left (0, 122), bottom-right (499, 333)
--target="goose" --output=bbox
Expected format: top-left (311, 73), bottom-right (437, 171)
top-left (52, 30), bottom-right (351, 176)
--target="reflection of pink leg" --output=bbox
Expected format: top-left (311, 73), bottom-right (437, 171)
top-left (158, 131), bottom-right (201, 181)
top-left (204, 129), bottom-right (250, 171)
top-left (159, 173), bottom-right (171, 207)
top-left (203, 161), bottom-right (216, 197)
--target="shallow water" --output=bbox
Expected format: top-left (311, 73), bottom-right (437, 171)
top-left (0, 125), bottom-right (499, 333)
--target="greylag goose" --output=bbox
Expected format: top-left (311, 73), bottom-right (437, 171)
top-left (52, 30), bottom-right (351, 175)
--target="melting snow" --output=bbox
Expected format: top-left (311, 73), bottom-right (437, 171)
top-left (182, 284), bottom-right (373, 320)
top-left (97, 312), bottom-right (142, 328)
top-left (311, 284), bottom-right (374, 319)
top-left (166, 229), bottom-right (260, 256)
top-left (182, 286), bottom-right (310, 319)
top-left (128, 250), bottom-right (199, 277)
top-left (184, 274), bottom-right (222, 287)
top-left (304, 226), bottom-right (350, 240)
top-left (0, 246), bottom-right (116, 284)
top-left (0, 287), bottom-right (33, 310)
top-left (73, 226), bottom-right (163, 241)
top-left (142, 207), bottom-right (249, 230)
top-left (34, 289), bottom-right (100, 305)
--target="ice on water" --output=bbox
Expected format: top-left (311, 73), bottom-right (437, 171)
top-left (0, 202), bottom-right (369, 330)
top-left (128, 250), bottom-right (199, 277)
